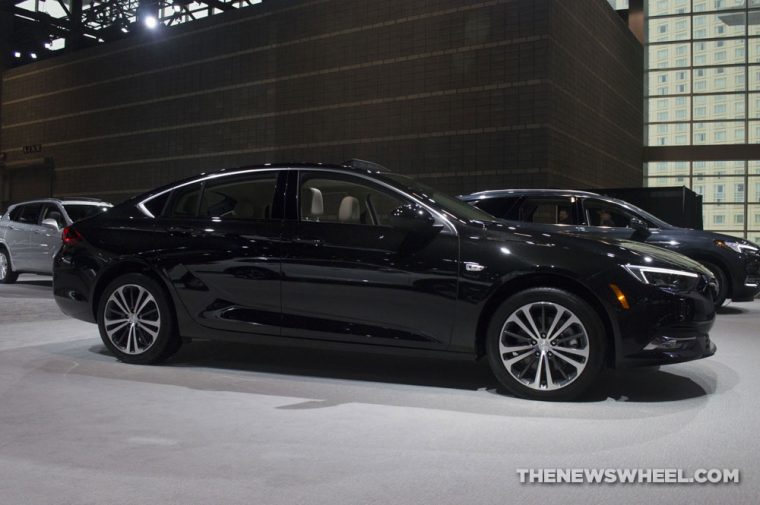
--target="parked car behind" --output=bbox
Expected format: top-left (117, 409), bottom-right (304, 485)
top-left (52, 162), bottom-right (716, 401)
top-left (0, 198), bottom-right (112, 283)
top-left (460, 189), bottom-right (760, 307)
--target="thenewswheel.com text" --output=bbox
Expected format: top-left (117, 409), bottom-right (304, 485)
top-left (516, 468), bottom-right (740, 485)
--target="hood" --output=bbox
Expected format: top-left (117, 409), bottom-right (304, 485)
top-left (480, 220), bottom-right (713, 276)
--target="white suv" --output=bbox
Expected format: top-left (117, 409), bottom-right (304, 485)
top-left (0, 198), bottom-right (112, 283)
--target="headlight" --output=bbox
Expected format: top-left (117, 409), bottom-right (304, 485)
top-left (714, 239), bottom-right (759, 254)
top-left (623, 264), bottom-right (700, 291)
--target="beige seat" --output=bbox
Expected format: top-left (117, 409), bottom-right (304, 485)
top-left (305, 187), bottom-right (324, 220)
top-left (338, 196), bottom-right (360, 223)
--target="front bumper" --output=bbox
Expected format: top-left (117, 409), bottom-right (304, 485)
top-left (601, 272), bottom-right (717, 369)
top-left (730, 252), bottom-right (760, 302)
top-left (617, 321), bottom-right (716, 367)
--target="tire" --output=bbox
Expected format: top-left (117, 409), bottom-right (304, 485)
top-left (701, 261), bottom-right (728, 309)
top-left (0, 248), bottom-right (19, 284)
top-left (97, 273), bottom-right (181, 364)
top-left (486, 287), bottom-right (606, 401)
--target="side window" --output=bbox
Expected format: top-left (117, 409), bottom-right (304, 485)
top-left (40, 204), bottom-right (65, 228)
top-left (9, 206), bottom-right (25, 222)
top-left (142, 192), bottom-right (171, 218)
top-left (518, 198), bottom-right (576, 225)
top-left (199, 174), bottom-right (279, 220)
top-left (17, 203), bottom-right (42, 225)
top-left (474, 197), bottom-right (521, 220)
top-left (584, 200), bottom-right (634, 228)
top-left (169, 183), bottom-right (203, 218)
top-left (299, 174), bottom-right (405, 226)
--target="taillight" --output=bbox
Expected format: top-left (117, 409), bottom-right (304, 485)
top-left (62, 226), bottom-right (83, 246)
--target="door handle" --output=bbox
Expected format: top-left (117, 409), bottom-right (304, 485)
top-left (167, 226), bottom-right (195, 235)
top-left (293, 237), bottom-right (324, 247)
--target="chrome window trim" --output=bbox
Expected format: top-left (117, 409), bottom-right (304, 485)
top-left (137, 167), bottom-right (459, 235)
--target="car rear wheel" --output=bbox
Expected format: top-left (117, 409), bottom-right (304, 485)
top-left (486, 287), bottom-right (606, 401)
top-left (0, 249), bottom-right (19, 284)
top-left (97, 273), bottom-right (181, 364)
top-left (701, 261), bottom-right (727, 308)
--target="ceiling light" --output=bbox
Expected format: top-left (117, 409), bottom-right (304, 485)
top-left (144, 15), bottom-right (158, 29)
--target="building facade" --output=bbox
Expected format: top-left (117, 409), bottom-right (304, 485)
top-left (0, 0), bottom-right (643, 207)
top-left (644, 0), bottom-right (760, 243)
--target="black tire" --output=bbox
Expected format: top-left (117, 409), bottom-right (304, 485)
top-left (486, 287), bottom-right (606, 401)
top-left (0, 248), bottom-right (19, 284)
top-left (701, 261), bottom-right (728, 308)
top-left (97, 273), bottom-right (181, 364)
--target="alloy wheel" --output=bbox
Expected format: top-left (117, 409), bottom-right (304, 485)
top-left (104, 284), bottom-right (161, 355)
top-left (0, 253), bottom-right (7, 280)
top-left (498, 302), bottom-right (590, 391)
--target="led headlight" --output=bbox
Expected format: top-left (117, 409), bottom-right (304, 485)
top-left (623, 264), bottom-right (700, 291)
top-left (714, 239), bottom-right (759, 254)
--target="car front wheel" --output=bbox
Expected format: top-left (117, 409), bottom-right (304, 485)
top-left (701, 261), bottom-right (727, 308)
top-left (97, 273), bottom-right (181, 364)
top-left (486, 287), bottom-right (606, 401)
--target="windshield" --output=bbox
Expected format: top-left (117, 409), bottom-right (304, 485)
top-left (64, 204), bottom-right (110, 222)
top-left (383, 174), bottom-right (496, 222)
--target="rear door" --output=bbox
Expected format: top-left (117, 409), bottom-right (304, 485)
top-left (6, 203), bottom-right (42, 271)
top-left (153, 170), bottom-right (286, 336)
top-left (28, 203), bottom-right (65, 273)
top-left (510, 196), bottom-right (581, 232)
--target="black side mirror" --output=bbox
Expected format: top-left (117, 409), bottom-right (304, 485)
top-left (629, 217), bottom-right (650, 237)
top-left (390, 203), bottom-right (435, 233)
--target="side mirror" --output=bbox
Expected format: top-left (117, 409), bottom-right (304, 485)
top-left (390, 203), bottom-right (435, 233)
top-left (41, 218), bottom-right (60, 230)
top-left (629, 217), bottom-right (649, 236)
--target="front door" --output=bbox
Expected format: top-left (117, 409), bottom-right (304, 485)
top-left (577, 198), bottom-right (641, 240)
top-left (280, 170), bottom-right (459, 349)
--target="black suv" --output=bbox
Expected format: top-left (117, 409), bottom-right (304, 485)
top-left (461, 189), bottom-right (760, 307)
top-left (53, 162), bottom-right (716, 401)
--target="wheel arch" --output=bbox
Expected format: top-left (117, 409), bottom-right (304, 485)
top-left (474, 273), bottom-right (617, 367)
top-left (686, 253), bottom-right (733, 294)
top-left (91, 261), bottom-right (177, 328)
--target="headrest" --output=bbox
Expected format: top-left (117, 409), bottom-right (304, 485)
top-left (309, 187), bottom-right (323, 216)
top-left (338, 196), bottom-right (360, 222)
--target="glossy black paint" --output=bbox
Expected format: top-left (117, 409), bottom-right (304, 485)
top-left (461, 189), bottom-right (760, 303)
top-left (54, 163), bottom-right (717, 369)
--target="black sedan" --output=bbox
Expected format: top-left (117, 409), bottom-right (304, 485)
top-left (460, 189), bottom-right (760, 308)
top-left (53, 161), bottom-right (717, 401)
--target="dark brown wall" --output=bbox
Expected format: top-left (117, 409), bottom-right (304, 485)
top-left (0, 0), bottom-right (642, 204)
top-left (547, 0), bottom-right (644, 189)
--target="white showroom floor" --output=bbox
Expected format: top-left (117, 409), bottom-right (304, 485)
top-left (0, 275), bottom-right (756, 504)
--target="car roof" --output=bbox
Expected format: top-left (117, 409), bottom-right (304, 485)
top-left (460, 189), bottom-right (602, 200)
top-left (197, 160), bottom-right (390, 177)
top-left (6, 198), bottom-right (112, 207)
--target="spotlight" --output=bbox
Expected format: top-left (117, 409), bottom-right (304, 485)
top-left (30, 52), bottom-right (37, 59)
top-left (13, 51), bottom-right (21, 58)
top-left (44, 42), bottom-right (52, 49)
top-left (144, 15), bottom-right (158, 29)
top-left (121, 27), bottom-right (129, 33)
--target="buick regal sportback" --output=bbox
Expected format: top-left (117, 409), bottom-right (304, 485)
top-left (0, 198), bottom-right (112, 284)
top-left (460, 189), bottom-right (760, 307)
top-left (53, 161), bottom-right (717, 400)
